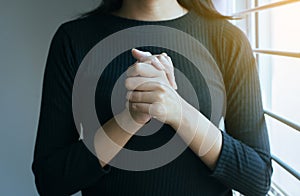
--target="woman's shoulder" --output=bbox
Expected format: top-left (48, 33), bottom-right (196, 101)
top-left (203, 16), bottom-right (252, 57)
top-left (57, 13), bottom-right (112, 38)
top-left (50, 12), bottom-right (117, 62)
top-left (222, 20), bottom-right (251, 48)
top-left (46, 13), bottom-right (116, 71)
top-left (190, 13), bottom-right (251, 54)
top-left (192, 15), bottom-right (255, 76)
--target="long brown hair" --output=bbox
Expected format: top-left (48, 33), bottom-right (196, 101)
top-left (81, 0), bottom-right (231, 19)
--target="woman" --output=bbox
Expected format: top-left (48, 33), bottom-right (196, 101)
top-left (32, 0), bottom-right (272, 195)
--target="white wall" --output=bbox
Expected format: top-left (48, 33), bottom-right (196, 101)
top-left (0, 0), bottom-right (98, 195)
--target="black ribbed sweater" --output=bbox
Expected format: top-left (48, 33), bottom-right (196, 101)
top-left (32, 11), bottom-right (272, 196)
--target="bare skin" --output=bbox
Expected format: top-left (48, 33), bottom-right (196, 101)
top-left (94, 0), bottom-right (222, 170)
top-left (112, 0), bottom-right (188, 21)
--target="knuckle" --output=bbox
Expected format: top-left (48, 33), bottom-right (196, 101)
top-left (151, 56), bottom-right (159, 63)
top-left (154, 105), bottom-right (165, 116)
top-left (159, 55), bottom-right (174, 69)
top-left (164, 61), bottom-right (173, 69)
top-left (126, 66), bottom-right (134, 76)
top-left (156, 93), bottom-right (164, 102)
top-left (135, 63), bottom-right (142, 73)
top-left (166, 56), bottom-right (173, 65)
top-left (125, 78), bottom-right (131, 89)
top-left (157, 55), bottom-right (163, 61)
top-left (157, 83), bottom-right (166, 92)
top-left (132, 92), bottom-right (140, 102)
top-left (145, 51), bottom-right (152, 56)
top-left (129, 92), bottom-right (135, 101)
top-left (125, 78), bottom-right (134, 90)
top-left (131, 103), bottom-right (138, 110)
top-left (126, 91), bottom-right (131, 100)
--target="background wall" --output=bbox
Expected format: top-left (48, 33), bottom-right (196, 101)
top-left (0, 0), bottom-right (98, 195)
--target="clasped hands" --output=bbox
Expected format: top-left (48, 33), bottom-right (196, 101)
top-left (124, 48), bottom-right (183, 128)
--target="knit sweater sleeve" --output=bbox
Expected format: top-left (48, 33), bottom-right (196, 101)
top-left (211, 21), bottom-right (273, 195)
top-left (32, 25), bottom-right (109, 196)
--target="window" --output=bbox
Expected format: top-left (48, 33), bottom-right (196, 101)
top-left (216, 0), bottom-right (300, 195)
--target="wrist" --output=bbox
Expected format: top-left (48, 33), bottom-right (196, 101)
top-left (116, 109), bottom-right (145, 135)
top-left (168, 97), bottom-right (188, 130)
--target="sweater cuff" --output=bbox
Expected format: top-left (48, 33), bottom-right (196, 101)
top-left (210, 131), bottom-right (230, 179)
top-left (80, 140), bottom-right (111, 175)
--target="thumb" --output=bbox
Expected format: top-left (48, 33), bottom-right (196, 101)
top-left (131, 48), bottom-right (152, 60)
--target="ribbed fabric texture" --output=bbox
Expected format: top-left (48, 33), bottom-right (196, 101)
top-left (32, 11), bottom-right (272, 196)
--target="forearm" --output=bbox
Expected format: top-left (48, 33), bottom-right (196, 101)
top-left (94, 109), bottom-right (144, 167)
top-left (171, 100), bottom-right (271, 195)
top-left (171, 99), bottom-right (222, 169)
top-left (32, 140), bottom-right (109, 195)
top-left (211, 132), bottom-right (272, 196)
